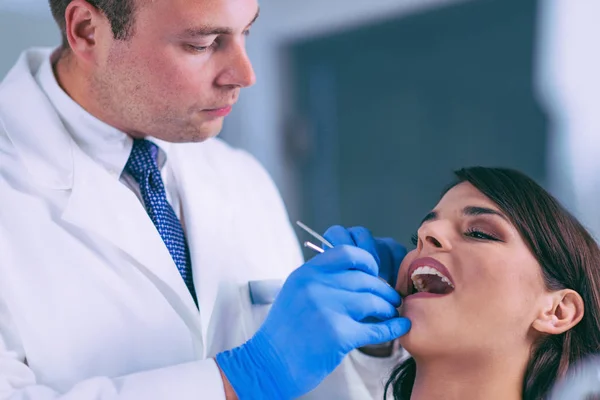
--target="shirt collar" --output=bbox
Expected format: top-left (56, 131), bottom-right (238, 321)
top-left (34, 52), bottom-right (169, 177)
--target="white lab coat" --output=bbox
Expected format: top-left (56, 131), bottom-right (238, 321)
top-left (0, 49), bottom-right (402, 400)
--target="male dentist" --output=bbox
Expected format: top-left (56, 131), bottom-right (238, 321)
top-left (0, 0), bottom-right (410, 398)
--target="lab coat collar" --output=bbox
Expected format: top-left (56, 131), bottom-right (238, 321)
top-left (35, 50), bottom-right (172, 180)
top-left (0, 48), bottom-right (205, 353)
top-left (0, 48), bottom-right (173, 189)
top-left (0, 48), bottom-right (74, 190)
top-left (34, 53), bottom-right (133, 179)
top-left (61, 143), bottom-right (205, 354)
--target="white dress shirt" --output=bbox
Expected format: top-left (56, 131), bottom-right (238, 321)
top-left (34, 55), bottom-right (183, 220)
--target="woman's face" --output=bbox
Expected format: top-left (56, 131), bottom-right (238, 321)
top-left (395, 182), bottom-right (548, 360)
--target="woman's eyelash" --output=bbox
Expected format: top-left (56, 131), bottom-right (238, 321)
top-left (410, 229), bottom-right (500, 246)
top-left (411, 233), bottom-right (419, 246)
top-left (464, 228), bottom-right (500, 241)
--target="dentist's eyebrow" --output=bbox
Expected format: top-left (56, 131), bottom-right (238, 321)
top-left (179, 27), bottom-right (233, 37)
top-left (177, 8), bottom-right (260, 38)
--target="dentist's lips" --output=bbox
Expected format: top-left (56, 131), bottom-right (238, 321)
top-left (405, 257), bottom-right (455, 299)
top-left (203, 105), bottom-right (233, 117)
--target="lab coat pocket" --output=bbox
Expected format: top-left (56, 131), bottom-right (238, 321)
top-left (248, 279), bottom-right (282, 305)
top-left (242, 279), bottom-right (282, 334)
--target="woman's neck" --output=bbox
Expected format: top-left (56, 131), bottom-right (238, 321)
top-left (409, 351), bottom-right (529, 400)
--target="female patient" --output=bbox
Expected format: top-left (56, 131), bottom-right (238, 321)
top-left (388, 167), bottom-right (600, 400)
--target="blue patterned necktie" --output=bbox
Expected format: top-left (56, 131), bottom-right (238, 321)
top-left (125, 139), bottom-right (198, 306)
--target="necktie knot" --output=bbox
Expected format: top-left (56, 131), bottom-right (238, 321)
top-left (125, 139), bottom-right (160, 183)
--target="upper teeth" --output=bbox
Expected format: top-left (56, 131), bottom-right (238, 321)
top-left (411, 266), bottom-right (455, 289)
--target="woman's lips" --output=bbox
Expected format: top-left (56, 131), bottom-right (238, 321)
top-left (405, 256), bottom-right (455, 297)
top-left (406, 291), bottom-right (448, 300)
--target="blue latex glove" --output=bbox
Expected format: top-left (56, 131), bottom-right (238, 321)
top-left (323, 225), bottom-right (407, 288)
top-left (216, 246), bottom-right (411, 399)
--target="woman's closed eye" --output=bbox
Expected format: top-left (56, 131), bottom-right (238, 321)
top-left (464, 227), bottom-right (502, 242)
top-left (410, 228), bottom-right (502, 246)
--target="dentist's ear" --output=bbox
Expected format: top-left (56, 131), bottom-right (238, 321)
top-left (64, 0), bottom-right (111, 62)
top-left (532, 290), bottom-right (584, 335)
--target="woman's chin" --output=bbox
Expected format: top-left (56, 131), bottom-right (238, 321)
top-left (398, 318), bottom-right (453, 359)
top-left (399, 335), bottom-right (448, 362)
top-left (398, 330), bottom-right (420, 356)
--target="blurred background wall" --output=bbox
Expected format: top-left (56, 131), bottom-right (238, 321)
top-left (0, 1), bottom-right (59, 77)
top-left (1, 0), bottom-right (598, 253)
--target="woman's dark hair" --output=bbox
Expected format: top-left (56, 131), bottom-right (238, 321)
top-left (385, 167), bottom-right (600, 400)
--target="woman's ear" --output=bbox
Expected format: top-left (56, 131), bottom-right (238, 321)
top-left (532, 290), bottom-right (585, 335)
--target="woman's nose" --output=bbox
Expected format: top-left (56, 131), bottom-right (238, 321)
top-left (417, 222), bottom-right (453, 252)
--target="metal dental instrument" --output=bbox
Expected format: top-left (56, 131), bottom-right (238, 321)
top-left (296, 221), bottom-right (334, 253)
top-left (296, 220), bottom-right (394, 288)
top-left (303, 241), bottom-right (324, 254)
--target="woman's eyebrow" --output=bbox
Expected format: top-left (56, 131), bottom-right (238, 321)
top-left (420, 206), bottom-right (508, 224)
top-left (463, 206), bottom-right (509, 222)
top-left (421, 211), bottom-right (437, 224)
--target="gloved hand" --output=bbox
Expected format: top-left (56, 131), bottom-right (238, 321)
top-left (323, 225), bottom-right (407, 288)
top-left (216, 246), bottom-right (411, 399)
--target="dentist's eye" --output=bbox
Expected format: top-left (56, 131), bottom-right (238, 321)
top-left (187, 44), bottom-right (208, 52)
top-left (464, 228), bottom-right (500, 242)
top-left (186, 40), bottom-right (219, 53)
top-left (411, 233), bottom-right (419, 246)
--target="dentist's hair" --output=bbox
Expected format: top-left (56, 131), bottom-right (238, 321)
top-left (386, 167), bottom-right (600, 400)
top-left (49, 0), bottom-right (137, 49)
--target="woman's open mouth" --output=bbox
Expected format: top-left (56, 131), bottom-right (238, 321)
top-left (406, 257), bottom-right (455, 298)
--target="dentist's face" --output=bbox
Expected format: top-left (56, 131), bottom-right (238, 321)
top-left (395, 183), bottom-right (546, 361)
top-left (90, 0), bottom-right (258, 142)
